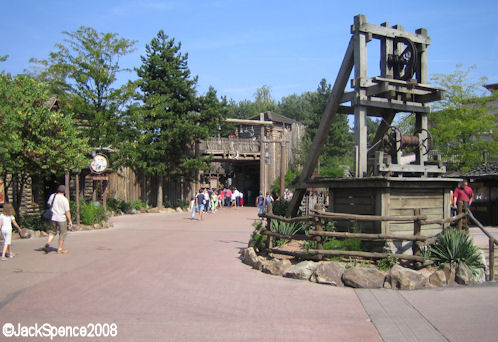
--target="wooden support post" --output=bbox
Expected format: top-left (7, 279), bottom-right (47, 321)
top-left (354, 15), bottom-right (368, 178)
top-left (259, 114), bottom-right (266, 196)
top-left (489, 238), bottom-right (495, 282)
top-left (314, 217), bottom-right (323, 253)
top-left (280, 142), bottom-right (285, 199)
top-left (75, 173), bottom-right (80, 228)
top-left (266, 216), bottom-right (273, 250)
top-left (287, 37), bottom-right (354, 217)
top-left (412, 208), bottom-right (422, 257)
top-left (65, 172), bottom-right (70, 201)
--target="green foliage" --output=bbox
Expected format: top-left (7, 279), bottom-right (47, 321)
top-left (128, 30), bottom-right (227, 199)
top-left (271, 200), bottom-right (290, 217)
top-left (271, 220), bottom-right (304, 246)
top-left (249, 221), bottom-right (267, 252)
top-left (78, 200), bottom-right (107, 225)
top-left (19, 216), bottom-right (50, 231)
top-left (430, 65), bottom-right (497, 171)
top-left (29, 26), bottom-right (137, 149)
top-left (323, 238), bottom-right (363, 252)
top-left (271, 168), bottom-right (300, 198)
top-left (0, 73), bottom-right (90, 217)
top-left (279, 79), bottom-right (354, 175)
top-left (377, 255), bottom-right (398, 271)
top-left (425, 228), bottom-right (486, 276)
top-left (132, 200), bottom-right (146, 210)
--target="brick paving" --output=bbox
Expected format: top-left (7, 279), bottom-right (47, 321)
top-left (0, 207), bottom-right (497, 341)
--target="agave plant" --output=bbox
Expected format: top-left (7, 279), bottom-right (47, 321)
top-left (426, 228), bottom-right (486, 276)
top-left (271, 220), bottom-right (304, 246)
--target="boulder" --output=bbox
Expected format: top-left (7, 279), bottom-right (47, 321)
top-left (262, 258), bottom-right (292, 276)
top-left (242, 247), bottom-right (263, 270)
top-left (310, 262), bottom-right (346, 286)
top-left (147, 208), bottom-right (160, 214)
top-left (342, 267), bottom-right (385, 288)
top-left (387, 265), bottom-right (427, 290)
top-left (428, 270), bottom-right (447, 288)
top-left (455, 262), bottom-right (472, 285)
top-left (283, 261), bottom-right (318, 280)
top-left (441, 264), bottom-right (457, 286)
top-left (176, 207), bottom-right (184, 213)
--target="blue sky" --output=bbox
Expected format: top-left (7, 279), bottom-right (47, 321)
top-left (1, 0), bottom-right (497, 102)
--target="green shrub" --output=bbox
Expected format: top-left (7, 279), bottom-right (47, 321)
top-left (323, 238), bottom-right (362, 251)
top-left (249, 221), bottom-right (267, 252)
top-left (118, 200), bottom-right (132, 213)
top-left (425, 228), bottom-right (486, 276)
top-left (20, 216), bottom-right (50, 231)
top-left (377, 255), bottom-right (398, 271)
top-left (271, 220), bottom-right (304, 246)
top-left (79, 200), bottom-right (107, 225)
top-left (272, 200), bottom-right (289, 217)
top-left (106, 198), bottom-right (120, 211)
top-left (132, 200), bottom-right (146, 210)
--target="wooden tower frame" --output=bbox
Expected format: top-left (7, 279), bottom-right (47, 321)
top-left (288, 14), bottom-right (445, 217)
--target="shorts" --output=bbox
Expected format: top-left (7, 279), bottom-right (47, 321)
top-left (48, 221), bottom-right (68, 241)
top-left (1, 229), bottom-right (12, 245)
top-left (198, 204), bottom-right (205, 212)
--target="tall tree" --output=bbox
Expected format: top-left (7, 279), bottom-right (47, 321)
top-left (430, 65), bottom-right (497, 171)
top-left (132, 31), bottom-right (226, 207)
top-left (29, 26), bottom-right (137, 150)
top-left (0, 73), bottom-right (90, 217)
top-left (300, 79), bottom-right (354, 176)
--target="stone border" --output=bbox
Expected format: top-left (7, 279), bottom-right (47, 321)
top-left (241, 247), bottom-right (487, 290)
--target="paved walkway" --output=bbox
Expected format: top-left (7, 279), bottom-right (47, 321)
top-left (0, 207), bottom-right (497, 341)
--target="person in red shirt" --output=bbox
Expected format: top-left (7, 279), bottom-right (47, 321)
top-left (453, 180), bottom-right (473, 205)
top-left (453, 180), bottom-right (473, 232)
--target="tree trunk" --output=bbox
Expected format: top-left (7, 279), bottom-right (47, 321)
top-left (157, 174), bottom-right (164, 208)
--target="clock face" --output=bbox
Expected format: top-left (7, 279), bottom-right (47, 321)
top-left (90, 154), bottom-right (108, 173)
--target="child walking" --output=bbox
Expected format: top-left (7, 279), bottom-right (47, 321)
top-left (1, 203), bottom-right (23, 261)
top-left (189, 196), bottom-right (196, 220)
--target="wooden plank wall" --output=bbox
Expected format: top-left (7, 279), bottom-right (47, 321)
top-left (330, 188), bottom-right (379, 234)
top-left (388, 188), bottom-right (443, 237)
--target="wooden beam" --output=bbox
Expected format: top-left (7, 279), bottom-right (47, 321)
top-left (287, 37), bottom-right (355, 217)
top-left (311, 210), bottom-right (427, 222)
top-left (225, 118), bottom-right (273, 126)
top-left (308, 230), bottom-right (431, 242)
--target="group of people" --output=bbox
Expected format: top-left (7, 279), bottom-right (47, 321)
top-left (256, 192), bottom-right (275, 217)
top-left (189, 187), bottom-right (245, 220)
top-left (1, 185), bottom-right (72, 261)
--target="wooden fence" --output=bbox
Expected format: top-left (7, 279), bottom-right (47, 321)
top-left (259, 208), bottom-right (495, 281)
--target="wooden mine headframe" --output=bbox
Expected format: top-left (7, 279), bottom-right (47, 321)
top-left (287, 14), bottom-right (444, 217)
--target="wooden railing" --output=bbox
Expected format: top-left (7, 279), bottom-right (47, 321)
top-left (258, 209), bottom-right (496, 281)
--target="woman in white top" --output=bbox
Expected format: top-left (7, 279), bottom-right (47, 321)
top-left (1, 203), bottom-right (23, 261)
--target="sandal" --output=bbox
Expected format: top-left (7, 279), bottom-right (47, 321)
top-left (57, 249), bottom-right (69, 254)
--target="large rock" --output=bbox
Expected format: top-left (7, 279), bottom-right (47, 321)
top-left (242, 247), bottom-right (263, 270)
top-left (455, 262), bottom-right (472, 285)
top-left (342, 267), bottom-right (385, 288)
top-left (262, 258), bottom-right (292, 276)
top-left (387, 265), bottom-right (427, 290)
top-left (311, 262), bottom-right (346, 286)
top-left (147, 208), bottom-right (160, 214)
top-left (441, 264), bottom-right (457, 286)
top-left (428, 270), bottom-right (447, 288)
top-left (283, 261), bottom-right (318, 280)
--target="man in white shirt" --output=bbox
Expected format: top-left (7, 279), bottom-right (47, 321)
top-left (43, 185), bottom-right (73, 254)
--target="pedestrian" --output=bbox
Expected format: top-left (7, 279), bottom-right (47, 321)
top-left (225, 187), bottom-right (232, 207)
top-left (265, 192), bottom-right (274, 214)
top-left (233, 188), bottom-right (240, 207)
top-left (1, 203), bottom-right (23, 261)
top-left (203, 189), bottom-right (210, 213)
top-left (196, 189), bottom-right (205, 220)
top-left (240, 191), bottom-right (244, 207)
top-left (189, 196), bottom-right (196, 219)
top-left (256, 192), bottom-right (265, 219)
top-left (211, 190), bottom-right (218, 213)
top-left (453, 180), bottom-right (474, 232)
top-left (42, 185), bottom-right (73, 254)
